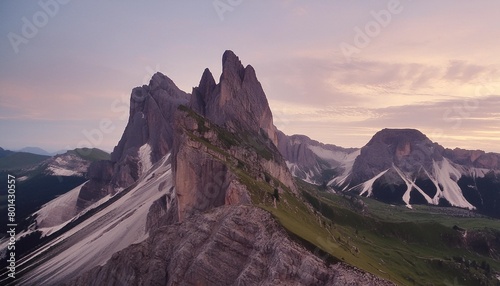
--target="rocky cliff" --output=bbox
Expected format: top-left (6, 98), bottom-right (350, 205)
top-left (77, 72), bottom-right (189, 210)
top-left (10, 51), bottom-right (396, 285)
top-left (172, 105), bottom-right (294, 221)
top-left (65, 206), bottom-right (393, 286)
top-left (191, 50), bottom-right (279, 147)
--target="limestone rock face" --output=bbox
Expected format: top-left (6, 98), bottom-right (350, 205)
top-left (445, 147), bottom-right (500, 169)
top-left (225, 180), bottom-right (251, 205)
top-left (65, 206), bottom-right (394, 286)
top-left (190, 50), bottom-right (279, 147)
top-left (172, 107), bottom-right (294, 221)
top-left (77, 72), bottom-right (189, 210)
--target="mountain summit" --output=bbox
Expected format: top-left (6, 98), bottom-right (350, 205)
top-left (191, 50), bottom-right (278, 145)
top-left (6, 52), bottom-right (499, 286)
top-left (10, 51), bottom-right (391, 285)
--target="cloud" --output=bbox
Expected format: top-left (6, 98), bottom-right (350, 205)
top-left (273, 95), bottom-right (500, 152)
top-left (443, 60), bottom-right (494, 82)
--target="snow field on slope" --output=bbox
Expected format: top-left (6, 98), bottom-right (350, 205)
top-left (392, 165), bottom-right (433, 209)
top-left (47, 166), bottom-right (82, 176)
top-left (20, 154), bottom-right (173, 285)
top-left (139, 143), bottom-right (153, 175)
top-left (431, 158), bottom-right (475, 209)
top-left (308, 145), bottom-right (351, 163)
top-left (34, 182), bottom-right (85, 229)
top-left (328, 149), bottom-right (360, 188)
top-left (359, 169), bottom-right (389, 197)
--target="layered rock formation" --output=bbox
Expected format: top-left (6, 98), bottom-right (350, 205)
top-left (65, 206), bottom-right (393, 286)
top-left (172, 105), bottom-right (293, 221)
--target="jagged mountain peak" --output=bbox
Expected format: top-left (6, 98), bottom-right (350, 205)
top-left (78, 50), bottom-right (282, 213)
top-left (221, 49), bottom-right (245, 81)
top-left (190, 50), bottom-right (278, 146)
top-left (198, 68), bottom-right (216, 92)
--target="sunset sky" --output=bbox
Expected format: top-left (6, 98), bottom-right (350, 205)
top-left (1, 1), bottom-right (499, 153)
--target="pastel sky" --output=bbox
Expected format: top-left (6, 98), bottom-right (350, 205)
top-left (1, 0), bottom-right (500, 153)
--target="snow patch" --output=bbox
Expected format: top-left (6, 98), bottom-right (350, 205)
top-left (17, 176), bottom-right (28, 181)
top-left (392, 165), bottom-right (433, 208)
top-left (47, 166), bottom-right (81, 177)
top-left (286, 161), bottom-right (315, 184)
top-left (138, 143), bottom-right (153, 175)
top-left (19, 154), bottom-right (174, 285)
top-left (308, 145), bottom-right (350, 163)
top-left (329, 150), bottom-right (360, 187)
top-left (35, 183), bottom-right (85, 229)
top-left (359, 169), bottom-right (389, 197)
top-left (432, 158), bottom-right (475, 210)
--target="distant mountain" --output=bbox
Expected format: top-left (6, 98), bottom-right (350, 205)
top-left (0, 151), bottom-right (50, 170)
top-left (279, 128), bottom-right (500, 218)
top-left (0, 148), bottom-right (110, 235)
top-left (277, 132), bottom-right (359, 185)
top-left (0, 147), bottom-right (15, 158)
top-left (17, 146), bottom-right (52, 156)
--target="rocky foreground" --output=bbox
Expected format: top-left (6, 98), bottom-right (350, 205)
top-left (66, 205), bottom-right (393, 286)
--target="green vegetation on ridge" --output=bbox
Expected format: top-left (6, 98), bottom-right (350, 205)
top-left (69, 148), bottom-right (111, 162)
top-left (178, 105), bottom-right (500, 285)
top-left (0, 152), bottom-right (50, 170)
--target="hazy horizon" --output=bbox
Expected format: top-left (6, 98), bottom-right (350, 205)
top-left (1, 1), bottom-right (500, 153)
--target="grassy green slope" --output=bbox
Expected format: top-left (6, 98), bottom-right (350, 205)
top-left (284, 180), bottom-right (500, 286)
top-left (179, 106), bottom-right (500, 285)
top-left (0, 152), bottom-right (50, 170)
top-left (69, 148), bottom-right (111, 162)
top-left (241, 172), bottom-right (499, 285)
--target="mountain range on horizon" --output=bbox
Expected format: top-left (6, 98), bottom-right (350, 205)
top-left (1, 51), bottom-right (499, 285)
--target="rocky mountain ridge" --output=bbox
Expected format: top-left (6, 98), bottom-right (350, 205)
top-left (282, 128), bottom-right (500, 217)
top-left (277, 131), bottom-right (359, 185)
top-left (5, 51), bottom-right (395, 285)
